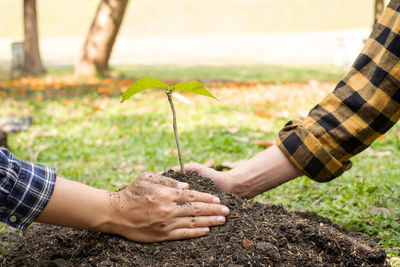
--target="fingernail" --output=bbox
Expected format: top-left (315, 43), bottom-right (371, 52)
top-left (221, 207), bottom-right (229, 215)
top-left (217, 216), bottom-right (225, 224)
top-left (178, 182), bottom-right (189, 189)
top-left (212, 197), bottom-right (220, 204)
top-left (202, 227), bottom-right (210, 233)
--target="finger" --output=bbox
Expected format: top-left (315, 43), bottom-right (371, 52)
top-left (163, 227), bottom-right (210, 241)
top-left (175, 202), bottom-right (230, 217)
top-left (170, 162), bottom-right (199, 173)
top-left (139, 172), bottom-right (189, 189)
top-left (167, 165), bottom-right (180, 173)
top-left (166, 215), bottom-right (226, 231)
top-left (172, 162), bottom-right (218, 180)
top-left (174, 189), bottom-right (221, 204)
top-left (156, 168), bottom-right (172, 175)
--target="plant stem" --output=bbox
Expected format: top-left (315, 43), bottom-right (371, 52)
top-left (166, 90), bottom-right (185, 174)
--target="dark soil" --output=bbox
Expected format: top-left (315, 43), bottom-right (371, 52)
top-left (1, 171), bottom-right (388, 266)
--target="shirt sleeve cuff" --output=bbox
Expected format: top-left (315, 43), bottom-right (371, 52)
top-left (276, 120), bottom-right (352, 182)
top-left (1, 156), bottom-right (56, 231)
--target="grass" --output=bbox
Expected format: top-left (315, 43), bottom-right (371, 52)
top-left (40, 64), bottom-right (347, 84)
top-left (3, 91), bottom-right (271, 189)
top-left (114, 65), bottom-right (346, 83)
top-left (0, 65), bottom-right (399, 265)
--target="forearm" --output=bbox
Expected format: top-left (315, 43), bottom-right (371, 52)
top-left (35, 177), bottom-right (113, 232)
top-left (227, 145), bottom-right (303, 198)
top-left (35, 175), bottom-right (229, 242)
top-left (277, 2), bottom-right (400, 182)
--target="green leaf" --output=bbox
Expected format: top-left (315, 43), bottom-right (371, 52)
top-left (170, 81), bottom-right (218, 100)
top-left (121, 78), bottom-right (169, 103)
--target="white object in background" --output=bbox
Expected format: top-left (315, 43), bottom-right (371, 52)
top-left (172, 92), bottom-right (192, 104)
top-left (11, 42), bottom-right (24, 72)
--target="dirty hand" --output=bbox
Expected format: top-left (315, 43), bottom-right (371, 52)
top-left (170, 163), bottom-right (234, 194)
top-left (105, 172), bottom-right (230, 243)
top-left (171, 146), bottom-right (303, 199)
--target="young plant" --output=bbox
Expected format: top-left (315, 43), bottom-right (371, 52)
top-left (121, 78), bottom-right (217, 174)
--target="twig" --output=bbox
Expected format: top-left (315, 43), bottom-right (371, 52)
top-left (166, 90), bottom-right (185, 174)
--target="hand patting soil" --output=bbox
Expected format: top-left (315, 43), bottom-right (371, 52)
top-left (1, 171), bottom-right (388, 266)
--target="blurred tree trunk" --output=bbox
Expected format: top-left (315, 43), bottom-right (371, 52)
top-left (23, 0), bottom-right (45, 76)
top-left (374, 0), bottom-right (385, 26)
top-left (74, 0), bottom-right (129, 76)
top-left (0, 131), bottom-right (7, 149)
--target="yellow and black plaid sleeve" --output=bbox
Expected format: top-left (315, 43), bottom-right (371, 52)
top-left (277, 0), bottom-right (400, 182)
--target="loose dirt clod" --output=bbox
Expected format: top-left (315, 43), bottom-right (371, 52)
top-left (1, 171), bottom-right (388, 266)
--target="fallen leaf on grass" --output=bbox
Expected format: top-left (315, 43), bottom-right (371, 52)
top-left (83, 98), bottom-right (92, 105)
top-left (233, 136), bottom-right (249, 142)
top-left (360, 148), bottom-right (392, 157)
top-left (252, 139), bottom-right (275, 148)
top-left (254, 109), bottom-right (289, 119)
top-left (377, 135), bottom-right (387, 141)
top-left (97, 87), bottom-right (112, 95)
top-left (228, 127), bottom-right (240, 134)
top-left (164, 148), bottom-right (178, 157)
top-left (396, 127), bottom-right (400, 141)
top-left (18, 89), bottom-right (25, 95)
top-left (35, 130), bottom-right (58, 137)
top-left (234, 113), bottom-right (250, 121)
top-left (308, 79), bottom-right (320, 89)
top-left (109, 126), bottom-right (119, 134)
top-left (119, 162), bottom-right (145, 173)
top-left (248, 132), bottom-right (264, 137)
top-left (35, 95), bottom-right (43, 102)
top-left (371, 151), bottom-right (392, 157)
top-left (133, 165), bottom-right (145, 171)
top-left (259, 125), bottom-right (270, 132)
top-left (371, 207), bottom-right (393, 216)
top-left (93, 103), bottom-right (107, 111)
top-left (264, 99), bottom-right (274, 105)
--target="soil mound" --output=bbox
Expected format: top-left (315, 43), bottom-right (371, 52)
top-left (1, 171), bottom-right (388, 266)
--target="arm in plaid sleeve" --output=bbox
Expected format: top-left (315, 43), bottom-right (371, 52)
top-left (0, 148), bottom-right (229, 241)
top-left (0, 148), bottom-right (56, 230)
top-left (277, 0), bottom-right (400, 182)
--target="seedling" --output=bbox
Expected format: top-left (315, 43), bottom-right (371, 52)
top-left (121, 78), bottom-right (217, 174)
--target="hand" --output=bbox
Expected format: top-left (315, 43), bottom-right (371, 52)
top-left (171, 163), bottom-right (234, 195)
top-left (104, 172), bottom-right (230, 243)
top-left (171, 146), bottom-right (303, 199)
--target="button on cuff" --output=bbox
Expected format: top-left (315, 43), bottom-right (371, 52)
top-left (9, 215), bottom-right (17, 223)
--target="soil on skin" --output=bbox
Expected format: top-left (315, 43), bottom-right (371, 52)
top-left (1, 171), bottom-right (388, 266)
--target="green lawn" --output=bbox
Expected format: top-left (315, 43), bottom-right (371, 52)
top-left (0, 65), bottom-right (399, 265)
top-left (42, 64), bottom-right (346, 83)
top-left (113, 64), bottom-right (346, 83)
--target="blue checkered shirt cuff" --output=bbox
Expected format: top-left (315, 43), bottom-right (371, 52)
top-left (0, 148), bottom-right (56, 231)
